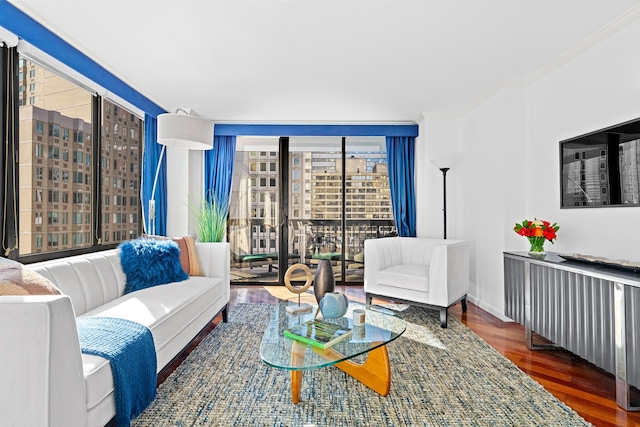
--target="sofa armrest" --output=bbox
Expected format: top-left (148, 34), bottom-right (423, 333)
top-left (0, 295), bottom-right (87, 427)
top-left (195, 242), bottom-right (230, 280)
top-left (195, 242), bottom-right (230, 302)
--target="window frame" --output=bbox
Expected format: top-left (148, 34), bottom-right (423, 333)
top-left (0, 45), bottom-right (143, 263)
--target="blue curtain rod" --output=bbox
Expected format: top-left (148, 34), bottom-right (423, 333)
top-left (214, 124), bottom-right (419, 137)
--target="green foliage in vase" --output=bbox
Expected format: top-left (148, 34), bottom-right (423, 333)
top-left (513, 218), bottom-right (560, 253)
top-left (191, 197), bottom-right (227, 243)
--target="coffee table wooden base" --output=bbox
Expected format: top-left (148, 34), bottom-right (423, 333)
top-left (290, 340), bottom-right (391, 404)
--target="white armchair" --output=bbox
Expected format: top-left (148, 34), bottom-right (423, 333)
top-left (364, 237), bottom-right (469, 328)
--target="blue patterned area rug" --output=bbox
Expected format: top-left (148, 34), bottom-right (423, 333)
top-left (132, 303), bottom-right (592, 426)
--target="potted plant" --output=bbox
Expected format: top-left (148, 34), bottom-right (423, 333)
top-left (513, 218), bottom-right (559, 255)
top-left (191, 195), bottom-right (227, 243)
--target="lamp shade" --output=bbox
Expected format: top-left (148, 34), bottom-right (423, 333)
top-left (157, 113), bottom-right (214, 150)
top-left (431, 155), bottom-right (460, 170)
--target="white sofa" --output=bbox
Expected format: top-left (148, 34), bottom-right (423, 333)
top-left (364, 237), bottom-right (469, 328)
top-left (0, 242), bottom-right (230, 427)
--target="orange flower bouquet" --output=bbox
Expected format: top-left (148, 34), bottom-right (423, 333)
top-left (513, 219), bottom-right (559, 254)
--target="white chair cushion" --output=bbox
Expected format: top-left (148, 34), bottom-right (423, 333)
top-left (378, 264), bottom-right (429, 292)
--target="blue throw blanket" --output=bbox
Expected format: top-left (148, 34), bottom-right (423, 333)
top-left (76, 317), bottom-right (157, 427)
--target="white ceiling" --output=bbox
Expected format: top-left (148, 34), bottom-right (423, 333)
top-left (9, 0), bottom-right (640, 123)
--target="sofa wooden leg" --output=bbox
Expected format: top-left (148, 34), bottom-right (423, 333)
top-left (461, 296), bottom-right (468, 313)
top-left (440, 308), bottom-right (448, 328)
top-left (222, 305), bottom-right (229, 323)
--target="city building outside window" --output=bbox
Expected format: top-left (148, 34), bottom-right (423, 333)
top-left (17, 58), bottom-right (143, 256)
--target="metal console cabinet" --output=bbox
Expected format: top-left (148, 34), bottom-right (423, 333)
top-left (503, 251), bottom-right (640, 411)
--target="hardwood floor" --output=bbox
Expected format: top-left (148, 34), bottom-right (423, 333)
top-left (162, 285), bottom-right (640, 427)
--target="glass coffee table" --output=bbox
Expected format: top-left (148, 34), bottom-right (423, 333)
top-left (260, 302), bottom-right (406, 404)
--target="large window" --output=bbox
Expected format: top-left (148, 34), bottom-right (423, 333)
top-left (100, 99), bottom-right (142, 245)
top-left (11, 52), bottom-right (143, 258)
top-left (17, 57), bottom-right (93, 255)
top-left (228, 136), bottom-right (395, 284)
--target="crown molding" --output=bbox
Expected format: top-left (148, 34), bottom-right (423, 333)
top-left (523, 2), bottom-right (640, 87)
top-left (424, 3), bottom-right (640, 120)
top-left (424, 78), bottom-right (526, 119)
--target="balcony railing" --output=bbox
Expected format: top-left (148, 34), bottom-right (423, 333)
top-left (227, 218), bottom-right (396, 283)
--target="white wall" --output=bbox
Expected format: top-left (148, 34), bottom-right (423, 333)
top-left (415, 114), bottom-right (463, 240)
top-left (525, 19), bottom-right (640, 261)
top-left (459, 87), bottom-right (528, 318)
top-left (166, 148), bottom-right (205, 237)
top-left (418, 17), bottom-right (640, 320)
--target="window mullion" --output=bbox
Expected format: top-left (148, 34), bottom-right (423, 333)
top-left (92, 95), bottom-right (102, 246)
top-left (2, 46), bottom-right (20, 260)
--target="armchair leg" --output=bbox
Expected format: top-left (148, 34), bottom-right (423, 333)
top-left (461, 296), bottom-right (468, 313)
top-left (365, 293), bottom-right (373, 305)
top-left (440, 308), bottom-right (448, 328)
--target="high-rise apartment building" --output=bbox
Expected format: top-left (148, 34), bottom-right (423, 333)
top-left (562, 143), bottom-right (609, 207)
top-left (17, 58), bottom-right (141, 255)
top-left (620, 140), bottom-right (640, 205)
top-left (229, 148), bottom-right (393, 263)
top-left (309, 153), bottom-right (391, 220)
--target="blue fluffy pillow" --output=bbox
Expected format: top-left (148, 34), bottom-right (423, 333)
top-left (119, 238), bottom-right (189, 295)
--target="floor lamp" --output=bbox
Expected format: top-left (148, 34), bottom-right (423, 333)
top-left (438, 167), bottom-right (449, 239)
top-left (149, 109), bottom-right (214, 236)
top-left (431, 159), bottom-right (453, 239)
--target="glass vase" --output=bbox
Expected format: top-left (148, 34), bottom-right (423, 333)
top-left (527, 236), bottom-right (545, 255)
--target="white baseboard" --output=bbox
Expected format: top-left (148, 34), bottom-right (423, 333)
top-left (465, 293), bottom-right (513, 323)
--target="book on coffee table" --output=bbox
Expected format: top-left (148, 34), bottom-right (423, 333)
top-left (284, 319), bottom-right (352, 350)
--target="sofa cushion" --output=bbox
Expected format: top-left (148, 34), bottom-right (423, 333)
top-left (76, 316), bottom-right (156, 426)
top-left (378, 264), bottom-right (429, 292)
top-left (171, 236), bottom-right (202, 276)
top-left (79, 276), bottom-right (224, 411)
top-left (26, 250), bottom-right (125, 316)
top-left (0, 257), bottom-right (61, 296)
top-left (144, 235), bottom-right (202, 276)
top-left (119, 239), bottom-right (188, 294)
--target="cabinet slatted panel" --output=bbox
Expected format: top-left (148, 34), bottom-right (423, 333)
top-left (504, 256), bottom-right (639, 388)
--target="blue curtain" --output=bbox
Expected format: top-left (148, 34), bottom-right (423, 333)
top-left (141, 114), bottom-right (167, 236)
top-left (386, 136), bottom-right (416, 237)
top-left (204, 135), bottom-right (237, 212)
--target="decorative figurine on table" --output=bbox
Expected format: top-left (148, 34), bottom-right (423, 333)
top-left (283, 263), bottom-right (313, 314)
top-left (319, 292), bottom-right (349, 319)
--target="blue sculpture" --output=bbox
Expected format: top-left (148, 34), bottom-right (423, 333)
top-left (319, 292), bottom-right (349, 318)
